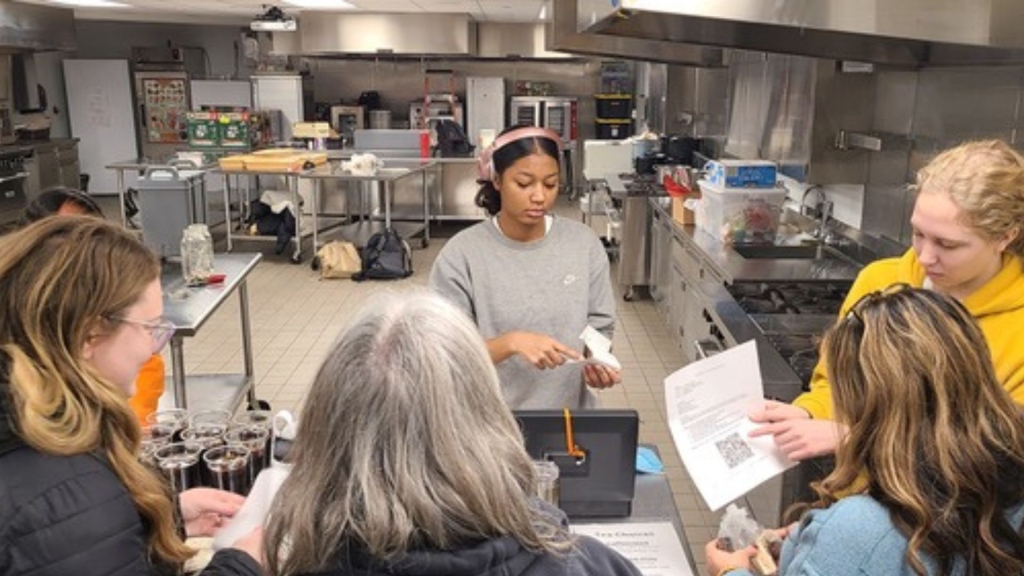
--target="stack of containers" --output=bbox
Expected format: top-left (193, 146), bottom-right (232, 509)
top-left (697, 160), bottom-right (786, 244)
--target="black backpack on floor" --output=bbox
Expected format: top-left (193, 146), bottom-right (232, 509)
top-left (352, 227), bottom-right (413, 281)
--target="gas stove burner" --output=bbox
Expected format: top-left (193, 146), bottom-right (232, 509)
top-left (789, 349), bottom-right (819, 389)
top-left (730, 281), bottom-right (848, 316)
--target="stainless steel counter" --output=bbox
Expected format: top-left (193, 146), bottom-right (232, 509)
top-left (583, 445), bottom-right (699, 576)
top-left (162, 252), bottom-right (261, 412)
top-left (302, 159), bottom-right (437, 249)
top-left (648, 197), bottom-right (865, 526)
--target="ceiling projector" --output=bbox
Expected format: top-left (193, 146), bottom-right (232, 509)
top-left (251, 6), bottom-right (297, 32)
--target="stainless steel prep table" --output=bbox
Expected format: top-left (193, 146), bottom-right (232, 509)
top-left (106, 158), bottom-right (218, 228)
top-left (162, 252), bottom-right (261, 411)
top-left (301, 158), bottom-right (437, 250)
top-left (219, 165), bottom-right (311, 263)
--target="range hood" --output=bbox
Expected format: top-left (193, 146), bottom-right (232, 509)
top-left (0, 2), bottom-right (76, 53)
top-left (300, 13), bottom-right (475, 56)
top-left (577, 0), bottom-right (1024, 67)
top-left (549, 0), bottom-right (723, 67)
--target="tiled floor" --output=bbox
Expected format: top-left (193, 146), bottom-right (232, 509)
top-left (121, 194), bottom-right (720, 575)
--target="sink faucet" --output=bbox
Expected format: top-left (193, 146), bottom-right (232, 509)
top-left (800, 186), bottom-right (834, 241)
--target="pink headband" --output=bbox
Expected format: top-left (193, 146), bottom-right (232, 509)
top-left (477, 126), bottom-right (563, 181)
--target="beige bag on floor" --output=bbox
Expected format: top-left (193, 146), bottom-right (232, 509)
top-left (316, 240), bottom-right (362, 279)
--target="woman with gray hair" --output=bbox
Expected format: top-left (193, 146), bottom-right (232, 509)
top-left (260, 289), bottom-right (641, 576)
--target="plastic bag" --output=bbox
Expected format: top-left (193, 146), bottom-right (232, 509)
top-left (717, 503), bottom-right (762, 551)
top-left (315, 240), bottom-right (361, 279)
top-left (716, 503), bottom-right (782, 576)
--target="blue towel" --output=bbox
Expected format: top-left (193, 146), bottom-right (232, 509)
top-left (636, 446), bottom-right (664, 474)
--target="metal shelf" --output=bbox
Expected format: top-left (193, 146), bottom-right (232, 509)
top-left (165, 373), bottom-right (252, 413)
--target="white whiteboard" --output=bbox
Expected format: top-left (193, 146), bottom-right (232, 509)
top-left (63, 59), bottom-right (138, 196)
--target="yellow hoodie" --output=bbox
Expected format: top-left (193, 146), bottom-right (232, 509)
top-left (794, 249), bottom-right (1024, 419)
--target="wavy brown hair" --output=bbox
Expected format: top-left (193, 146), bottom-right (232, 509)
top-left (813, 286), bottom-right (1024, 575)
top-left (916, 139), bottom-right (1024, 257)
top-left (0, 216), bottom-right (192, 565)
top-left (264, 290), bottom-right (573, 576)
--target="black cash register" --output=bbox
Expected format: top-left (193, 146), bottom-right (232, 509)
top-left (513, 409), bottom-right (639, 518)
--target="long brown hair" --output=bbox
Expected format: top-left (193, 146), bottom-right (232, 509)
top-left (814, 286), bottom-right (1024, 575)
top-left (0, 216), bottom-right (192, 565)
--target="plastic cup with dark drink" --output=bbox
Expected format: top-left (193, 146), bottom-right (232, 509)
top-left (188, 409), bottom-right (232, 430)
top-left (203, 445), bottom-right (252, 496)
top-left (154, 441), bottom-right (203, 493)
top-left (140, 423), bottom-right (176, 467)
top-left (181, 423), bottom-right (227, 486)
top-left (225, 425), bottom-right (270, 485)
top-left (146, 409), bottom-right (190, 442)
top-left (234, 410), bottom-right (274, 461)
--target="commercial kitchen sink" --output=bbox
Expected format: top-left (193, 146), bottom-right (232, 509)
top-left (732, 239), bottom-right (862, 268)
top-left (731, 243), bottom-right (823, 259)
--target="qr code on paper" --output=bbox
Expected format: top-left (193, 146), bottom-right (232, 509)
top-left (715, 432), bottom-right (754, 469)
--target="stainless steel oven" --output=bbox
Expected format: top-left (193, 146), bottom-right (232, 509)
top-left (509, 96), bottom-right (578, 145)
top-left (509, 96), bottom-right (580, 194)
top-left (0, 149), bottom-right (31, 227)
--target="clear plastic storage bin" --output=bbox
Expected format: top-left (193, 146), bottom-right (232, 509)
top-left (696, 180), bottom-right (789, 244)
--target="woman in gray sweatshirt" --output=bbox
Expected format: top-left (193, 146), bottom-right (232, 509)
top-left (430, 125), bottom-right (619, 409)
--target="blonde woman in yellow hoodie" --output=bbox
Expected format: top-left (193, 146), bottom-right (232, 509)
top-left (750, 139), bottom-right (1024, 460)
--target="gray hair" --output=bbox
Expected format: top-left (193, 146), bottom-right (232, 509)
top-left (264, 289), bottom-right (571, 575)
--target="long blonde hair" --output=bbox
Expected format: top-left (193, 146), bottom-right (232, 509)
top-left (0, 216), bottom-right (192, 565)
top-left (916, 139), bottom-right (1024, 257)
top-left (816, 286), bottom-right (1024, 575)
top-left (264, 290), bottom-right (573, 575)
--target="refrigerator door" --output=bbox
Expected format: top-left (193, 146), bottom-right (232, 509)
top-left (63, 59), bottom-right (139, 196)
top-left (134, 70), bottom-right (191, 160)
top-left (252, 75), bottom-right (308, 142)
top-left (466, 76), bottom-right (505, 147)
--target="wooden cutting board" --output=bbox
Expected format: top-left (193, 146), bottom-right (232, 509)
top-left (218, 149), bottom-right (328, 173)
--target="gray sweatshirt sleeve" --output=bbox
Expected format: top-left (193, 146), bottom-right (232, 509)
top-left (587, 234), bottom-right (616, 341)
top-left (428, 243), bottom-right (476, 322)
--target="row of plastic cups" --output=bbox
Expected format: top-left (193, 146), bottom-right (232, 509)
top-left (140, 409), bottom-right (277, 495)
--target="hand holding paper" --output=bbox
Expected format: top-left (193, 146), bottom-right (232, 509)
top-left (571, 325), bottom-right (622, 371)
top-left (664, 340), bottom-right (797, 511)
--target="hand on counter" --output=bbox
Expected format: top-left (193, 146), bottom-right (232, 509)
top-left (748, 401), bottom-right (847, 460)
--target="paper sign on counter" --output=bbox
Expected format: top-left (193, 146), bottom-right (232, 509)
top-left (665, 340), bottom-right (797, 511)
top-left (572, 521), bottom-right (694, 576)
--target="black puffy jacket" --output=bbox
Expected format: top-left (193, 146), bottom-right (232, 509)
top-left (0, 370), bottom-right (262, 576)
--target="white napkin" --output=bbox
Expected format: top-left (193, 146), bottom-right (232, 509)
top-left (564, 326), bottom-right (621, 371)
top-left (211, 467), bottom-right (290, 550)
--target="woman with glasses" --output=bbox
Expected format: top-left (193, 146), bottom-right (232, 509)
top-left (751, 139), bottom-right (1024, 460)
top-left (0, 217), bottom-right (262, 575)
top-left (12, 186), bottom-right (168, 425)
top-left (708, 287), bottom-right (1024, 576)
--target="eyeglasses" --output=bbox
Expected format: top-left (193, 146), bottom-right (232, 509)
top-left (107, 316), bottom-right (177, 353)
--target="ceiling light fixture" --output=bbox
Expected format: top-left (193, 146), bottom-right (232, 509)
top-left (47, 0), bottom-right (128, 6)
top-left (283, 0), bottom-right (355, 9)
